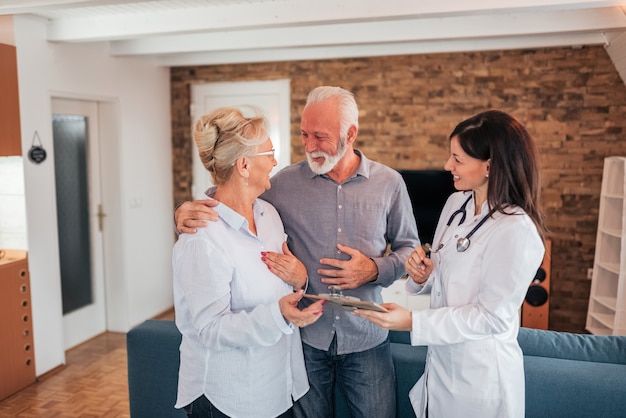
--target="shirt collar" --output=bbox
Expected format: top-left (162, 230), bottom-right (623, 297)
top-left (204, 194), bottom-right (265, 232)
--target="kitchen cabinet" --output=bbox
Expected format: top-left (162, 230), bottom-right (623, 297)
top-left (0, 250), bottom-right (36, 401)
top-left (0, 43), bottom-right (22, 156)
top-left (586, 156), bottom-right (626, 335)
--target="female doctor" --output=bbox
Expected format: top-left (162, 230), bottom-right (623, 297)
top-left (354, 110), bottom-right (546, 418)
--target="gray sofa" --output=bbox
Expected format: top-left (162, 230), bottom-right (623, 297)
top-left (127, 320), bottom-right (626, 417)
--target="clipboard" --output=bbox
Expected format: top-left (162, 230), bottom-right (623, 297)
top-left (304, 293), bottom-right (389, 313)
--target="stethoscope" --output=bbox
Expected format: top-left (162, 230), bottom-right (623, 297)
top-left (431, 194), bottom-right (496, 253)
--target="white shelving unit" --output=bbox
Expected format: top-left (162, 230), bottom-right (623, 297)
top-left (586, 156), bottom-right (626, 336)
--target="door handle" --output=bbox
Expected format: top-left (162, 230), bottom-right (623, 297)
top-left (97, 204), bottom-right (106, 231)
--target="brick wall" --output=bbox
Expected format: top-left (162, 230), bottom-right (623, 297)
top-left (171, 46), bottom-right (626, 333)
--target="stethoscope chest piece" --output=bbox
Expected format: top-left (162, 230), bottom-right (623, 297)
top-left (456, 237), bottom-right (471, 252)
top-left (438, 194), bottom-right (497, 253)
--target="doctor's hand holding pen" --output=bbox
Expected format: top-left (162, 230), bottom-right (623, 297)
top-left (404, 244), bottom-right (434, 285)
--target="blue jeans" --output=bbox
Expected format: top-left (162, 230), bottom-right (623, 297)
top-left (184, 395), bottom-right (294, 418)
top-left (183, 395), bottom-right (229, 418)
top-left (294, 335), bottom-right (396, 418)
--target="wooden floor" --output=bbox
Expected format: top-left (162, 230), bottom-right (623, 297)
top-left (0, 309), bottom-right (175, 418)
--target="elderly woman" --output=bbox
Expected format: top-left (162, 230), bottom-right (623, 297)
top-left (173, 106), bottom-right (324, 418)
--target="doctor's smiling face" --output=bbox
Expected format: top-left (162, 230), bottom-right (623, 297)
top-left (444, 135), bottom-right (490, 201)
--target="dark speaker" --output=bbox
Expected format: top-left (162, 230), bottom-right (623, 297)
top-left (522, 239), bottom-right (551, 329)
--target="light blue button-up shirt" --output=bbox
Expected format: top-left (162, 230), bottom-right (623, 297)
top-left (262, 150), bottom-right (420, 354)
top-left (173, 198), bottom-right (308, 417)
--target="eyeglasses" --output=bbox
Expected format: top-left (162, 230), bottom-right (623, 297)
top-left (252, 149), bottom-right (275, 158)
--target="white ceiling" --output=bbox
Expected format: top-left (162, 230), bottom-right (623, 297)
top-left (2, 0), bottom-right (626, 67)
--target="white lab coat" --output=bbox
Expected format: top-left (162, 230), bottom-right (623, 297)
top-left (406, 191), bottom-right (544, 418)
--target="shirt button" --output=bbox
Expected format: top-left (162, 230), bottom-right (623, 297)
top-left (338, 205), bottom-right (342, 209)
top-left (335, 315), bottom-right (340, 320)
top-left (338, 185), bottom-right (342, 190)
top-left (437, 292), bottom-right (441, 296)
top-left (338, 228), bottom-right (342, 232)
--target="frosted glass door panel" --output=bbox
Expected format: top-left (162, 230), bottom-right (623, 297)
top-left (53, 114), bottom-right (93, 315)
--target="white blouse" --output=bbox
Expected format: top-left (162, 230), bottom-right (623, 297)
top-left (406, 191), bottom-right (545, 418)
top-left (173, 198), bottom-right (308, 418)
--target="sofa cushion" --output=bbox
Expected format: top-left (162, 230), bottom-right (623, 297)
top-left (393, 328), bottom-right (626, 365)
top-left (392, 343), bottom-right (426, 418)
top-left (518, 327), bottom-right (626, 365)
top-left (127, 320), bottom-right (186, 418)
top-left (524, 355), bottom-right (626, 418)
top-left (389, 330), bottom-right (411, 345)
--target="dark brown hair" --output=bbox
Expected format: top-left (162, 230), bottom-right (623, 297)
top-left (450, 110), bottom-right (546, 240)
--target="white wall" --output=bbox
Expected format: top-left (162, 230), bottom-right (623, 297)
top-left (0, 156), bottom-right (27, 250)
top-left (13, 15), bottom-right (175, 376)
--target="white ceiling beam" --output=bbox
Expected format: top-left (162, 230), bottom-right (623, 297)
top-left (0, 0), bottom-right (144, 15)
top-left (155, 32), bottom-right (608, 67)
top-left (43, 0), bottom-right (626, 42)
top-left (110, 7), bottom-right (626, 56)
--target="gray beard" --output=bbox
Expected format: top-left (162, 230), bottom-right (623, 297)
top-left (306, 141), bottom-right (347, 175)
